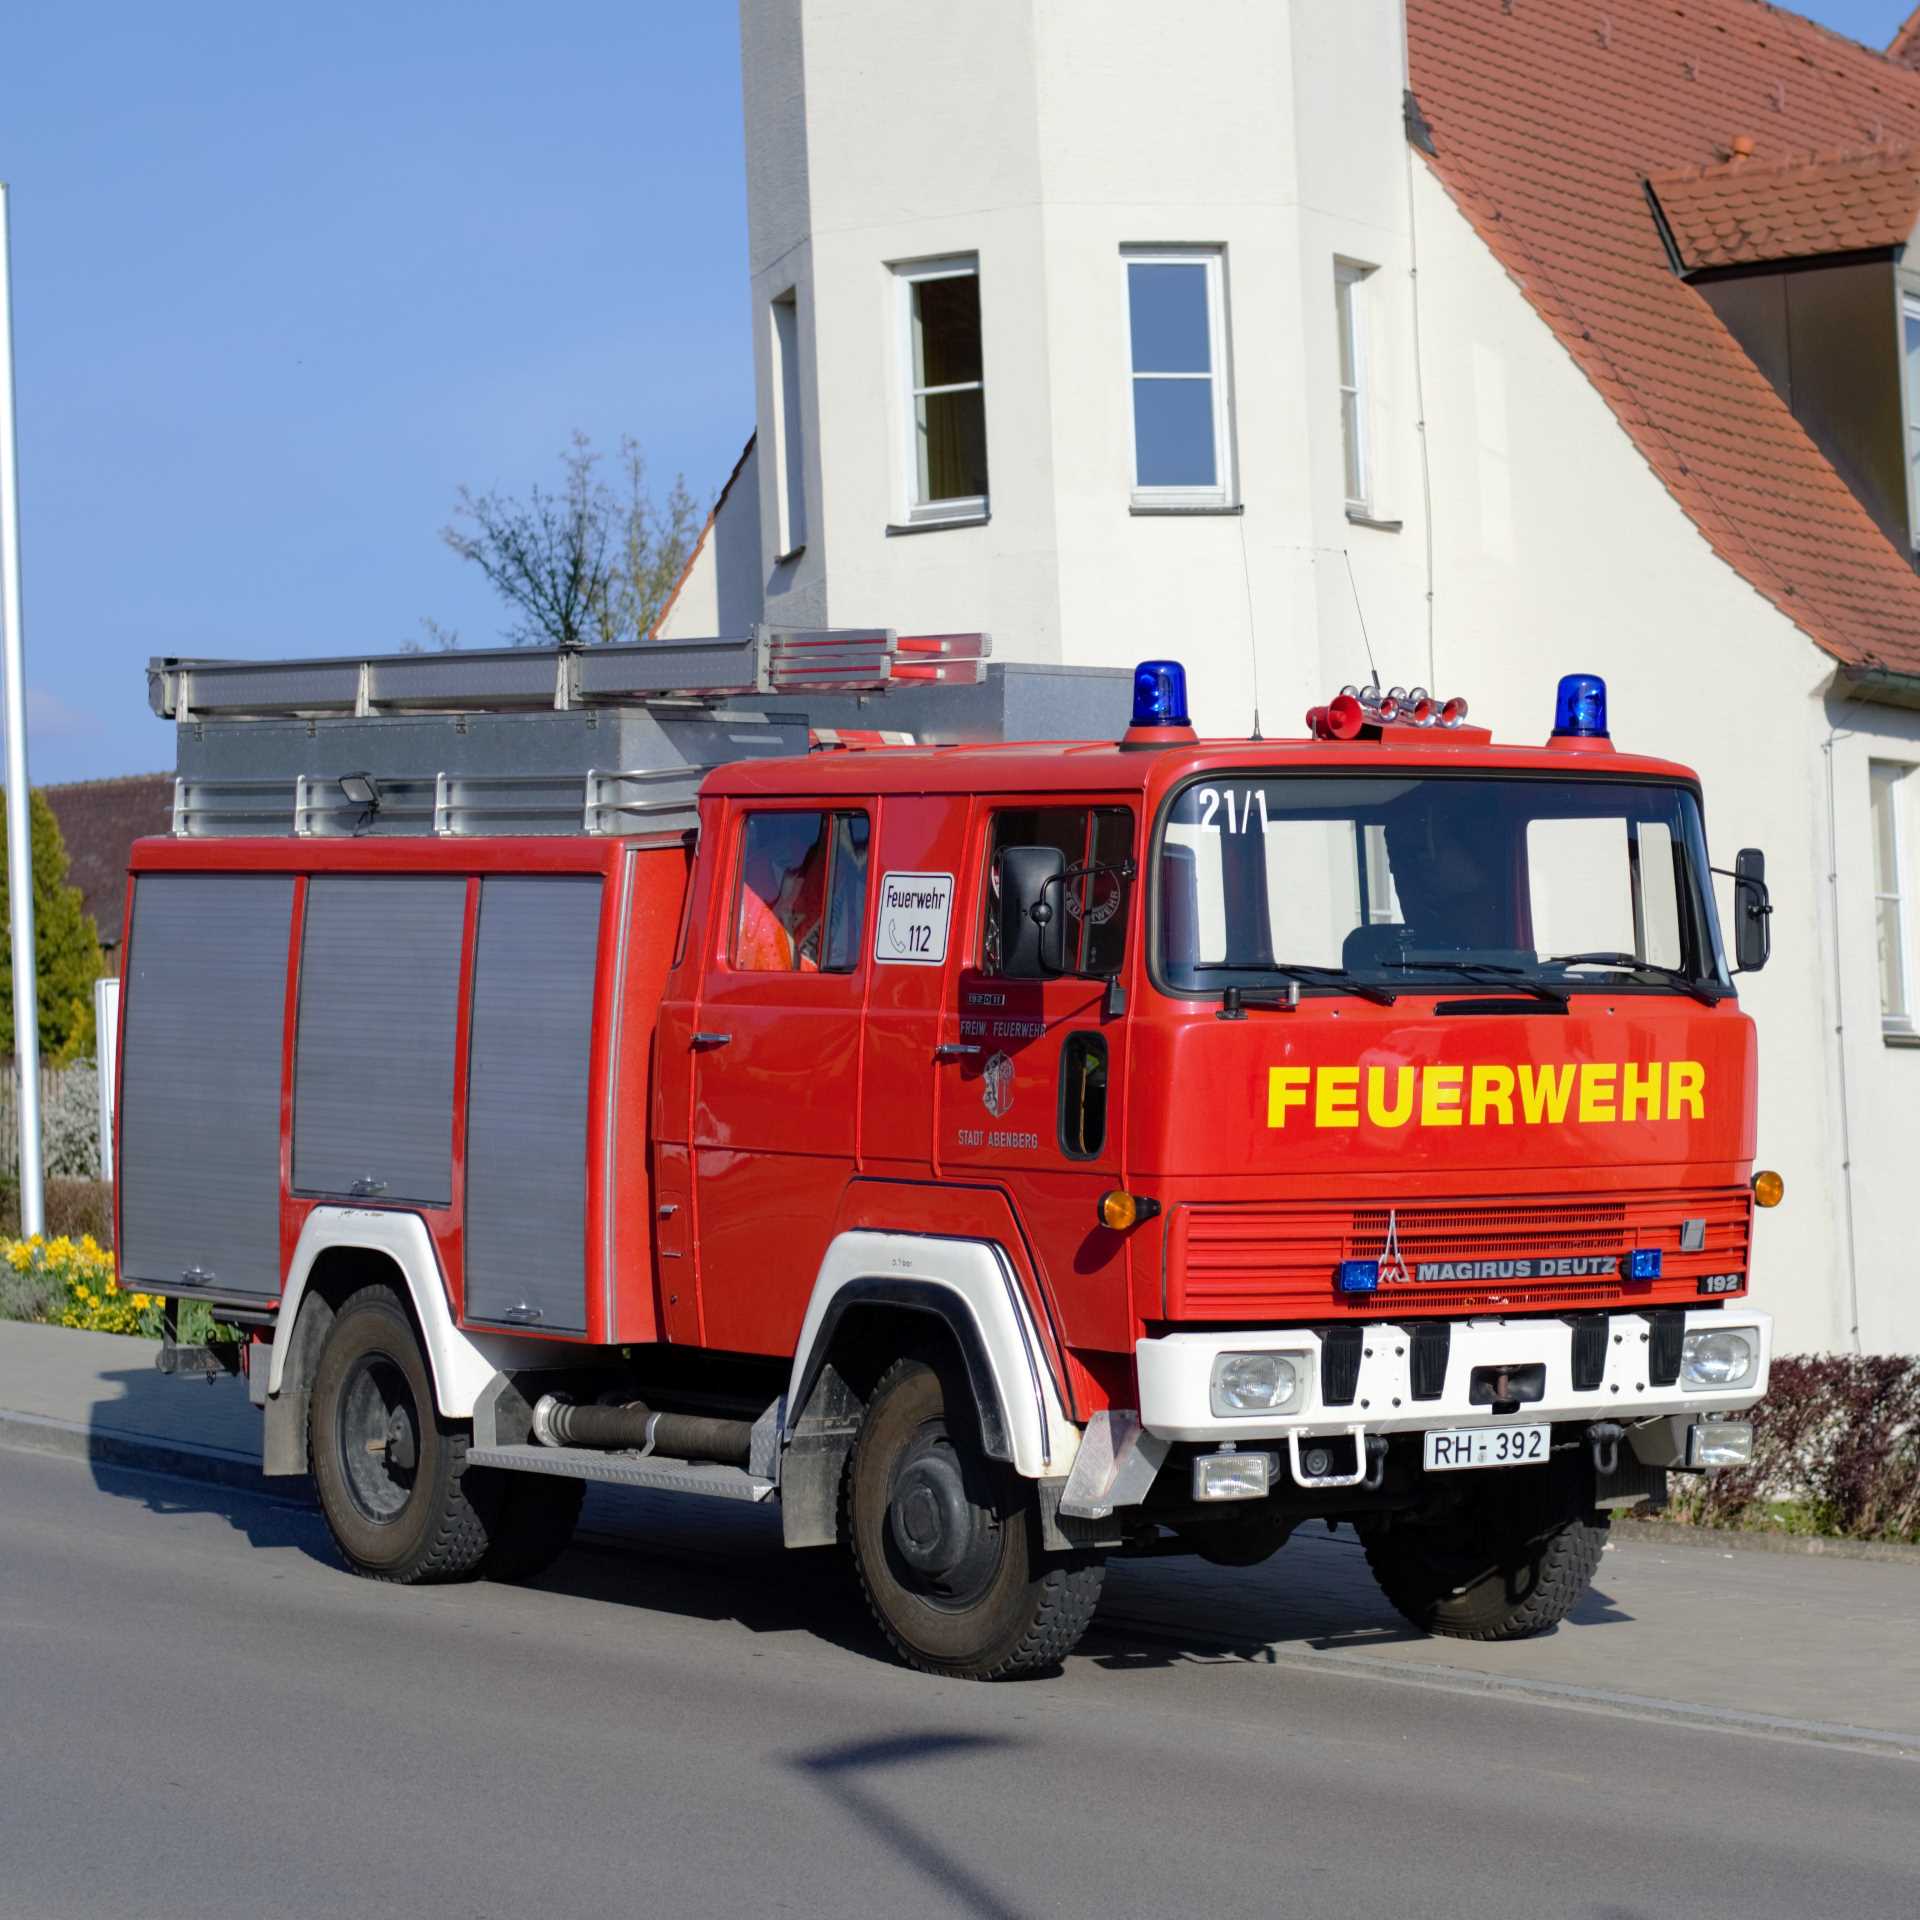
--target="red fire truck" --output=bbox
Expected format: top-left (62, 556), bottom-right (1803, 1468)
top-left (119, 633), bottom-right (1779, 1678)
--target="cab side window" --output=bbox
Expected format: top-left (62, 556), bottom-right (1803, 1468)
top-left (983, 805), bottom-right (1133, 975)
top-left (732, 810), bottom-right (870, 972)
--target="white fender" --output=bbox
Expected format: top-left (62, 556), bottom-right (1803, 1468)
top-left (786, 1231), bottom-right (1081, 1480)
top-left (268, 1208), bottom-right (564, 1418)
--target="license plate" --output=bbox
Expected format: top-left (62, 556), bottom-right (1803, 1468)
top-left (1423, 1424), bottom-right (1550, 1472)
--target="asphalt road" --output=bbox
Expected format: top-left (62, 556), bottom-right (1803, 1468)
top-left (1, 1447), bottom-right (1915, 1920)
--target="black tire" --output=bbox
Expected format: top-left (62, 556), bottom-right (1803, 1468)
top-left (483, 1475), bottom-right (586, 1582)
top-left (846, 1357), bottom-right (1105, 1680)
top-left (1363, 1471), bottom-right (1609, 1640)
top-left (308, 1285), bottom-right (499, 1585)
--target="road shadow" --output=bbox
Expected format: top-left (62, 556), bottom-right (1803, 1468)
top-left (75, 1390), bottom-right (1633, 1674)
top-left (1085, 1527), bottom-right (1633, 1671)
top-left (787, 1732), bottom-right (1034, 1920)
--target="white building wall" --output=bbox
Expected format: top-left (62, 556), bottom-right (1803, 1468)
top-left (738, 0), bottom-right (1432, 735)
top-left (1413, 160), bottom-right (1920, 1355)
top-left (721, 0), bottom-right (1916, 1353)
top-left (654, 439), bottom-right (764, 642)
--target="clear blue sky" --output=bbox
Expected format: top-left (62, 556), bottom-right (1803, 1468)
top-left (0, 1), bottom-right (1912, 782)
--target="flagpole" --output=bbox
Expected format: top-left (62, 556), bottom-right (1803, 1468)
top-left (0, 183), bottom-right (45, 1238)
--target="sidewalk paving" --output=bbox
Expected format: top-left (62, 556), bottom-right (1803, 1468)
top-left (3, 1320), bottom-right (1915, 1753)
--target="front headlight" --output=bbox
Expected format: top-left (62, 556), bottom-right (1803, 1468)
top-left (1210, 1351), bottom-right (1307, 1417)
top-left (1680, 1326), bottom-right (1757, 1392)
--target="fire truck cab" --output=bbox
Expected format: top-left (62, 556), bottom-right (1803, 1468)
top-left (118, 639), bottom-right (1779, 1678)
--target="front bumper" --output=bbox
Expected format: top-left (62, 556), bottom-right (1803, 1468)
top-left (1135, 1308), bottom-right (1772, 1445)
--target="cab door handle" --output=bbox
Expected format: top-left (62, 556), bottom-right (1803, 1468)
top-left (692, 1031), bottom-right (733, 1049)
top-left (935, 1042), bottom-right (981, 1060)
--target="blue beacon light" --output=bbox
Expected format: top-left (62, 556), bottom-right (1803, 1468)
top-left (1131, 659), bottom-right (1190, 730)
top-left (1552, 672), bottom-right (1609, 738)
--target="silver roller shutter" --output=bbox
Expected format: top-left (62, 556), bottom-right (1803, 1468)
top-left (293, 875), bottom-right (465, 1205)
top-left (119, 873), bottom-right (294, 1297)
top-left (463, 875), bottom-right (602, 1332)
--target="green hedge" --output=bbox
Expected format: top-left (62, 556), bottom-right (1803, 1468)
top-left (1664, 1354), bottom-right (1920, 1543)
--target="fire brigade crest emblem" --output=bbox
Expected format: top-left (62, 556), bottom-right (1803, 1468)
top-left (982, 1051), bottom-right (1015, 1118)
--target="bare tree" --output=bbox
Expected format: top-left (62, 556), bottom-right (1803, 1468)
top-left (438, 434), bottom-right (705, 648)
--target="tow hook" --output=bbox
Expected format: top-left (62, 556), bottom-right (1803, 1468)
top-left (1587, 1421), bottom-right (1625, 1478)
top-left (1363, 1434), bottom-right (1390, 1492)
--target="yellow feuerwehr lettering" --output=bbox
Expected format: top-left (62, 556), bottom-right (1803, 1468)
top-left (1518, 1063), bottom-right (1577, 1125)
top-left (1316, 1066), bottom-right (1361, 1128)
top-left (1268, 1067), bottom-right (1311, 1128)
top-left (1621, 1061), bottom-right (1662, 1122)
top-left (1469, 1063), bottom-right (1516, 1125)
top-left (1578, 1061), bottom-right (1618, 1123)
top-left (1668, 1060), bottom-right (1706, 1120)
top-left (1420, 1064), bottom-right (1465, 1126)
top-left (1365, 1065), bottom-right (1415, 1128)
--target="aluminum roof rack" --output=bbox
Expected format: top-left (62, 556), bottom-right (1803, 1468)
top-left (149, 631), bottom-right (1132, 840)
top-left (148, 627), bottom-right (991, 722)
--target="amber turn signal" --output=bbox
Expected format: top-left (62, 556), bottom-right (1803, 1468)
top-left (1752, 1170), bottom-right (1784, 1209)
top-left (1098, 1190), bottom-right (1160, 1231)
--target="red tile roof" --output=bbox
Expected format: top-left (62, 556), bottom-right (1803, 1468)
top-left (1407, 0), bottom-right (1920, 681)
top-left (42, 774), bottom-right (174, 953)
top-left (1893, 6), bottom-right (1920, 69)
top-left (1649, 144), bottom-right (1920, 268)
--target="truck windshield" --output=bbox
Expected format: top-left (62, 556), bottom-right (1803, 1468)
top-left (1156, 774), bottom-right (1729, 998)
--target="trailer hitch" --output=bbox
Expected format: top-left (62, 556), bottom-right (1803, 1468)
top-left (1587, 1421), bottom-right (1626, 1478)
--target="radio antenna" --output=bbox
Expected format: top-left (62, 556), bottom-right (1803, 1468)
top-left (1237, 513), bottom-right (1263, 739)
top-left (1342, 547), bottom-right (1379, 682)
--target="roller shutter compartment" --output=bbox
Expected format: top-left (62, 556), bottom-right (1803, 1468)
top-left (293, 874), bottom-right (465, 1206)
top-left (463, 875), bottom-right (603, 1333)
top-left (119, 873), bottom-right (294, 1298)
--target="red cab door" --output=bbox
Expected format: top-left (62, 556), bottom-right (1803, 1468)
top-left (689, 800), bottom-right (874, 1354)
top-left (934, 799), bottom-right (1138, 1355)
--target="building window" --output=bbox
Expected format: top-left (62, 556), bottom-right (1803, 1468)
top-left (895, 257), bottom-right (987, 523)
top-left (1336, 262), bottom-right (1373, 512)
top-left (1904, 297), bottom-right (1920, 551)
top-left (1872, 761), bottom-right (1913, 1031)
top-left (1124, 247), bottom-right (1233, 507)
top-left (770, 290), bottom-right (807, 558)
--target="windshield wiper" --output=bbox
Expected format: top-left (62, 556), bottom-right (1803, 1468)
top-left (1193, 961), bottom-right (1397, 1006)
top-left (1389, 959), bottom-right (1568, 1006)
top-left (1545, 952), bottom-right (1728, 1006)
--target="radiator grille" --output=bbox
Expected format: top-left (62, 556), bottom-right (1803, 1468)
top-left (1170, 1188), bottom-right (1751, 1322)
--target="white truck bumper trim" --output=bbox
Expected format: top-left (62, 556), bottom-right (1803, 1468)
top-left (1135, 1308), bottom-right (1772, 1445)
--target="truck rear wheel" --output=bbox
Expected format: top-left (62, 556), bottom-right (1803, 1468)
top-left (1363, 1473), bottom-right (1608, 1641)
top-left (847, 1357), bottom-right (1104, 1680)
top-left (308, 1285), bottom-right (498, 1585)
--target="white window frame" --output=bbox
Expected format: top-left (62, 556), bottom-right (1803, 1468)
top-left (769, 289), bottom-right (807, 560)
top-left (1122, 245), bottom-right (1235, 510)
top-left (1871, 759), bottom-right (1916, 1034)
top-left (1902, 293), bottom-right (1920, 552)
top-left (1336, 260), bottom-right (1374, 514)
top-left (893, 255), bottom-right (987, 527)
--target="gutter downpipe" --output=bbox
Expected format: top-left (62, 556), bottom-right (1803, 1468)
top-left (1400, 6), bottom-right (1439, 691)
top-left (1822, 721), bottom-right (1863, 1354)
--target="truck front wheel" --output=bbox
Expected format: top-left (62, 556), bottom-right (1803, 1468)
top-left (847, 1357), bottom-right (1105, 1679)
top-left (308, 1285), bottom-right (498, 1585)
top-left (1363, 1471), bottom-right (1608, 1641)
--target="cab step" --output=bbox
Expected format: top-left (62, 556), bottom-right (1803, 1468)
top-left (466, 1442), bottom-right (776, 1503)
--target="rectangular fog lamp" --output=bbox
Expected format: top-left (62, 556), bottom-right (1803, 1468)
top-left (1193, 1451), bottom-right (1272, 1502)
top-left (1687, 1420), bottom-right (1753, 1469)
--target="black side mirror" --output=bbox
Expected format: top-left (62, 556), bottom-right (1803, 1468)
top-left (996, 846), bottom-right (1068, 979)
top-left (1732, 847), bottom-right (1771, 974)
